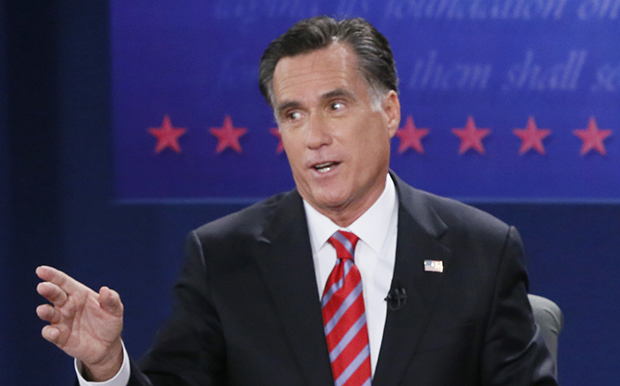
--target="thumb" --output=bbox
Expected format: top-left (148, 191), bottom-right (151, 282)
top-left (99, 286), bottom-right (124, 317)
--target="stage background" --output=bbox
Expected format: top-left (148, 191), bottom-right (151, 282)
top-left (113, 1), bottom-right (620, 201)
top-left (2, 1), bottom-right (619, 385)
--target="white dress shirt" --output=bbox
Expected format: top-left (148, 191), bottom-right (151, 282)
top-left (77, 174), bottom-right (398, 385)
top-left (76, 343), bottom-right (130, 386)
top-left (304, 174), bottom-right (398, 376)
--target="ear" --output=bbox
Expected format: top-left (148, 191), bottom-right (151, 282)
top-left (382, 90), bottom-right (401, 138)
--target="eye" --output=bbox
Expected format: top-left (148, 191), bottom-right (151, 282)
top-left (283, 110), bottom-right (301, 122)
top-left (285, 111), bottom-right (302, 121)
top-left (330, 102), bottom-right (345, 111)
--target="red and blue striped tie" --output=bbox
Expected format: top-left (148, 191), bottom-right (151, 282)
top-left (322, 231), bottom-right (372, 386)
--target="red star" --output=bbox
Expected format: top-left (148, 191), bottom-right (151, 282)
top-left (452, 116), bottom-right (491, 154)
top-left (269, 127), bottom-right (284, 154)
top-left (574, 117), bottom-right (612, 156)
top-left (395, 116), bottom-right (429, 154)
top-left (148, 115), bottom-right (186, 153)
top-left (513, 117), bottom-right (552, 155)
top-left (209, 116), bottom-right (247, 153)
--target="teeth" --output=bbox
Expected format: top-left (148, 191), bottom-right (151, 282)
top-left (314, 162), bottom-right (334, 172)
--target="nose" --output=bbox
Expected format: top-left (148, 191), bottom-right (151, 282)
top-left (305, 113), bottom-right (332, 150)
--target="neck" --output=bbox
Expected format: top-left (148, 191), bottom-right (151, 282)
top-left (314, 176), bottom-right (388, 228)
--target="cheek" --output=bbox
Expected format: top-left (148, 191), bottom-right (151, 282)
top-left (356, 128), bottom-right (388, 154)
top-left (281, 137), bottom-right (303, 166)
top-left (353, 134), bottom-right (391, 171)
top-left (280, 133), bottom-right (294, 150)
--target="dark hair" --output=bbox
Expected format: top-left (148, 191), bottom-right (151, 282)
top-left (258, 16), bottom-right (398, 106)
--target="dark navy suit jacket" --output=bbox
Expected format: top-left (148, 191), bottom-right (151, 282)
top-left (127, 173), bottom-right (557, 386)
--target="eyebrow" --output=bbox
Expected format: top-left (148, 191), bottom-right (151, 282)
top-left (274, 88), bottom-right (358, 118)
top-left (321, 88), bottom-right (357, 102)
top-left (275, 101), bottom-right (302, 118)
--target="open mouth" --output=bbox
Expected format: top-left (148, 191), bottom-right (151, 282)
top-left (313, 161), bottom-right (339, 173)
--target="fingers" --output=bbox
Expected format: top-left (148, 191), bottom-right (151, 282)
top-left (38, 303), bottom-right (66, 347)
top-left (36, 303), bottom-right (60, 324)
top-left (36, 281), bottom-right (68, 307)
top-left (36, 265), bottom-right (80, 295)
top-left (41, 324), bottom-right (61, 343)
top-left (99, 286), bottom-right (124, 318)
top-left (36, 266), bottom-right (123, 317)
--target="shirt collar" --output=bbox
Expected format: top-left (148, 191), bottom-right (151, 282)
top-left (304, 174), bottom-right (398, 254)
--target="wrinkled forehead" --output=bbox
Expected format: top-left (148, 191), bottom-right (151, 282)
top-left (271, 43), bottom-right (366, 104)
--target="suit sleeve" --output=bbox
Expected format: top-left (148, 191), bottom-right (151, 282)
top-left (127, 230), bottom-right (227, 386)
top-left (482, 226), bottom-right (557, 386)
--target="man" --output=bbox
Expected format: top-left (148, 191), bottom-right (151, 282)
top-left (36, 16), bottom-right (557, 385)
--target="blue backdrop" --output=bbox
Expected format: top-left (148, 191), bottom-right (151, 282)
top-left (2, 1), bottom-right (620, 385)
top-left (113, 0), bottom-right (620, 201)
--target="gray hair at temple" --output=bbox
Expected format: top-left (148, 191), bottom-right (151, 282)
top-left (258, 16), bottom-right (399, 110)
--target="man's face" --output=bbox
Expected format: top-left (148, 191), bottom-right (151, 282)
top-left (272, 43), bottom-right (400, 226)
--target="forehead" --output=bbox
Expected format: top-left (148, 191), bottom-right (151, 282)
top-left (272, 43), bottom-right (364, 104)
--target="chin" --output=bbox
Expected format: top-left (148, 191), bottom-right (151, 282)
top-left (314, 193), bottom-right (351, 211)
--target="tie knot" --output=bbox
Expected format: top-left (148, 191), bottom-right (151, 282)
top-left (328, 230), bottom-right (359, 260)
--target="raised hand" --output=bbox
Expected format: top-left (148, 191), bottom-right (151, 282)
top-left (36, 266), bottom-right (125, 381)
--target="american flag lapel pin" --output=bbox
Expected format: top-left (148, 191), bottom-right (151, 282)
top-left (424, 260), bottom-right (444, 273)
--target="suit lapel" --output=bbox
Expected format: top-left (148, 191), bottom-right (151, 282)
top-left (373, 175), bottom-right (452, 386)
top-left (253, 190), bottom-right (334, 386)
top-left (251, 176), bottom-right (454, 386)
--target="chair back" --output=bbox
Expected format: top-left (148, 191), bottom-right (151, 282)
top-left (528, 294), bottom-right (563, 377)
